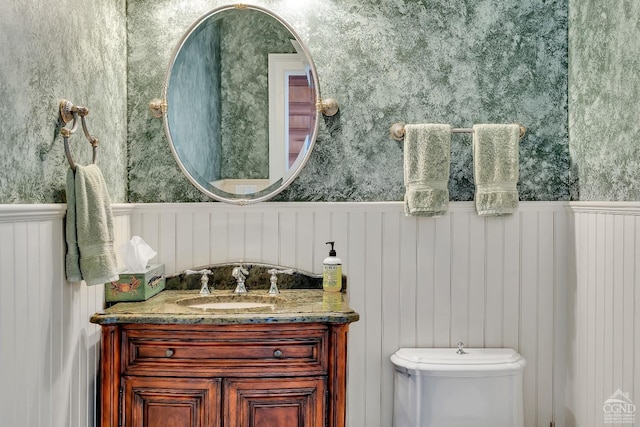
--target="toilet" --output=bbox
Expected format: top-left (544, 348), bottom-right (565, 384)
top-left (391, 346), bottom-right (526, 427)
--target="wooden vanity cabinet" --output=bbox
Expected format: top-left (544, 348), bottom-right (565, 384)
top-left (223, 377), bottom-right (325, 427)
top-left (98, 322), bottom-right (350, 427)
top-left (123, 376), bottom-right (222, 427)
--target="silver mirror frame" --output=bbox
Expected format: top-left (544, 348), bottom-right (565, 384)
top-left (161, 4), bottom-right (321, 205)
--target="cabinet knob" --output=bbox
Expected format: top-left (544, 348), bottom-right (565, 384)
top-left (165, 348), bottom-right (174, 357)
top-left (273, 349), bottom-right (283, 358)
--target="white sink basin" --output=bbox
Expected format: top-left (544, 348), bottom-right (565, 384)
top-left (187, 301), bottom-right (274, 310)
top-left (176, 294), bottom-right (284, 311)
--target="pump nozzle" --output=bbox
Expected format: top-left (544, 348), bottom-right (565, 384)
top-left (326, 241), bottom-right (336, 256)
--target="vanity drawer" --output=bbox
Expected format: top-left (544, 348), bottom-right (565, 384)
top-left (121, 324), bottom-right (328, 377)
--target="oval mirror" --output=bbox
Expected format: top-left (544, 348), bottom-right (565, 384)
top-left (160, 4), bottom-right (325, 204)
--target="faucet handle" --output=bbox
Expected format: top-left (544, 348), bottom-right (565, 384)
top-left (267, 269), bottom-right (294, 295)
top-left (456, 342), bottom-right (466, 354)
top-left (184, 269), bottom-right (213, 295)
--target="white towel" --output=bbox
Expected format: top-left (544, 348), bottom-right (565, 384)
top-left (472, 124), bottom-right (520, 216)
top-left (403, 124), bottom-right (451, 217)
top-left (65, 164), bottom-right (119, 285)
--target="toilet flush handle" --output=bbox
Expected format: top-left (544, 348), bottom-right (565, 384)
top-left (456, 342), bottom-right (466, 354)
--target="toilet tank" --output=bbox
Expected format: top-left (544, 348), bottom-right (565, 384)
top-left (391, 347), bottom-right (526, 427)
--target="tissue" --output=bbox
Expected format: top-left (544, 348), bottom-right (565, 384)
top-left (119, 236), bottom-right (157, 272)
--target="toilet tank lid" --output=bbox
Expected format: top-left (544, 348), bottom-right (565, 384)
top-left (391, 348), bottom-right (526, 375)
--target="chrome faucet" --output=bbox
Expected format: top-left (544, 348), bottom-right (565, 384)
top-left (267, 268), bottom-right (294, 295)
top-left (232, 263), bottom-right (249, 294)
top-left (184, 269), bottom-right (213, 295)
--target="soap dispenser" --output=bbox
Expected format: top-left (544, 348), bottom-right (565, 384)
top-left (323, 241), bottom-right (342, 292)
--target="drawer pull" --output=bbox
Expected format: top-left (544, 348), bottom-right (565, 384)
top-left (273, 349), bottom-right (283, 358)
top-left (165, 348), bottom-right (175, 358)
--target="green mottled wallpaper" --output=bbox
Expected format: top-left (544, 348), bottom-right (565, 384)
top-left (219, 11), bottom-right (296, 180)
top-left (128, 0), bottom-right (568, 202)
top-left (0, 0), bottom-right (127, 203)
top-left (569, 0), bottom-right (640, 201)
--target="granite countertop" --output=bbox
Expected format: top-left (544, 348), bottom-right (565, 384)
top-left (90, 289), bottom-right (359, 325)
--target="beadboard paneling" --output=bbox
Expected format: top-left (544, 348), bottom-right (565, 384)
top-left (131, 201), bottom-right (568, 427)
top-left (0, 204), bottom-right (131, 427)
top-left (568, 203), bottom-right (640, 427)
top-left (0, 202), bottom-right (571, 427)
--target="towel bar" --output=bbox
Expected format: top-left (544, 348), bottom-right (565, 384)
top-left (59, 99), bottom-right (99, 171)
top-left (390, 122), bottom-right (526, 141)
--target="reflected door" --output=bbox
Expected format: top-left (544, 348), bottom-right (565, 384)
top-left (287, 74), bottom-right (315, 168)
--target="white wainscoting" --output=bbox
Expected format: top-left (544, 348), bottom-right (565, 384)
top-left (567, 203), bottom-right (640, 427)
top-left (0, 201), bottom-right (573, 427)
top-left (6, 201), bottom-right (640, 427)
top-left (0, 204), bottom-right (131, 427)
top-left (131, 201), bottom-right (568, 427)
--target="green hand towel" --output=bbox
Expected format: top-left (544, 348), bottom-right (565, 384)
top-left (403, 124), bottom-right (451, 217)
top-left (472, 124), bottom-right (520, 216)
top-left (65, 169), bottom-right (82, 282)
top-left (65, 164), bottom-right (119, 285)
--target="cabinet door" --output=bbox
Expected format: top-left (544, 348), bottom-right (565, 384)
top-left (224, 377), bottom-right (326, 427)
top-left (123, 376), bottom-right (221, 427)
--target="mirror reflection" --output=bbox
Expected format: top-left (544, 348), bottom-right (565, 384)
top-left (163, 5), bottom-right (320, 203)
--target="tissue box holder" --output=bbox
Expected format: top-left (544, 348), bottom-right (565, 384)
top-left (106, 264), bottom-right (165, 303)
